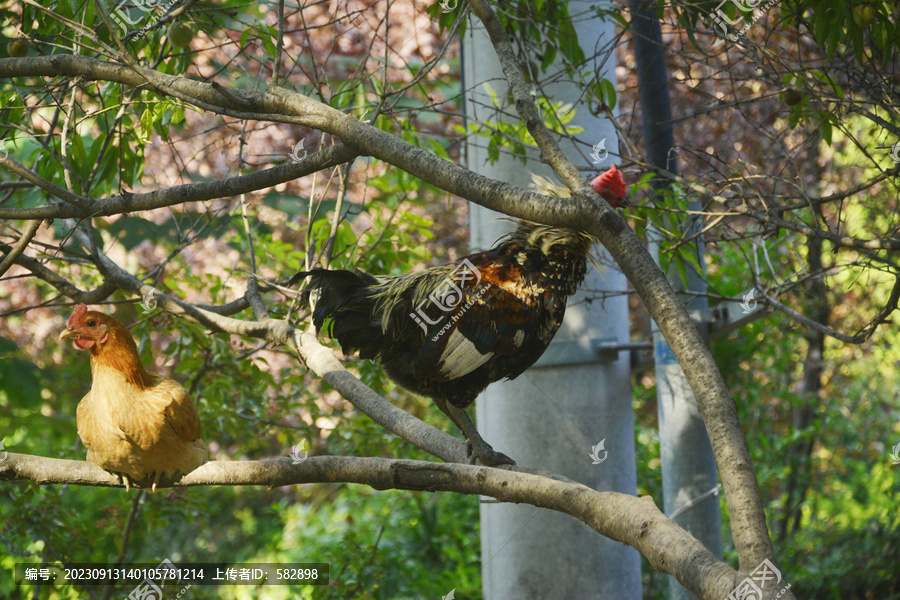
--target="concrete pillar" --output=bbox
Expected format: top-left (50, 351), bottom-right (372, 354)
top-left (651, 209), bottom-right (724, 600)
top-left (462, 5), bottom-right (641, 598)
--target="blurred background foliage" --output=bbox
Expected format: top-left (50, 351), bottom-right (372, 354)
top-left (1, 0), bottom-right (899, 597)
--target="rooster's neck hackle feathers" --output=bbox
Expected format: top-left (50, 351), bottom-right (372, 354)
top-left (517, 223), bottom-right (592, 295)
top-left (529, 172), bottom-right (573, 199)
top-left (532, 165), bottom-right (627, 208)
top-left (518, 223), bottom-right (593, 261)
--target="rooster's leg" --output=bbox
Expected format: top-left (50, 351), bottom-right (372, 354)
top-left (438, 401), bottom-right (515, 467)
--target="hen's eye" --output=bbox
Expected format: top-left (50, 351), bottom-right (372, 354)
top-left (86, 320), bottom-right (96, 327)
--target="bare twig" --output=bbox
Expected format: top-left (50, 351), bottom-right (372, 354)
top-left (0, 220), bottom-right (42, 278)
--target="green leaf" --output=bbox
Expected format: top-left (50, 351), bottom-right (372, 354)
top-left (600, 78), bottom-right (617, 110)
top-left (540, 46), bottom-right (557, 73)
top-left (557, 15), bottom-right (586, 69)
top-left (819, 119), bottom-right (832, 146)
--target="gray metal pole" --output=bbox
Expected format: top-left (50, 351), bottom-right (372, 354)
top-left (650, 215), bottom-right (724, 600)
top-left (462, 6), bottom-right (641, 598)
top-left (628, 0), bottom-right (723, 594)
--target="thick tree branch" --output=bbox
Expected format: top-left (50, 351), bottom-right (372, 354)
top-left (0, 141), bottom-right (359, 220)
top-left (1, 452), bottom-right (740, 600)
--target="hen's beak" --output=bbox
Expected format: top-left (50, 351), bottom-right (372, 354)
top-left (59, 328), bottom-right (77, 341)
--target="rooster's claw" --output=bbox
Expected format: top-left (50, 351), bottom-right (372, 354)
top-left (466, 441), bottom-right (516, 467)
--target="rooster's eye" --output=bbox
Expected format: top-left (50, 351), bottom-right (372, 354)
top-left (86, 320), bottom-right (96, 327)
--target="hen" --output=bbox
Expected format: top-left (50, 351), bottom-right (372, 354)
top-left (295, 165), bottom-right (627, 466)
top-left (59, 304), bottom-right (207, 490)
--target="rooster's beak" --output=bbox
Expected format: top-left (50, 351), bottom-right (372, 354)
top-left (59, 328), bottom-right (77, 341)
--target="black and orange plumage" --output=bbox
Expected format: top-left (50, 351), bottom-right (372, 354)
top-left (295, 166), bottom-right (627, 466)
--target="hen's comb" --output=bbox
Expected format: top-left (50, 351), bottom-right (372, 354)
top-left (68, 303), bottom-right (88, 328)
top-left (594, 164), bottom-right (627, 200)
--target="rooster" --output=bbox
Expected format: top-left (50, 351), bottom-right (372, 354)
top-left (59, 304), bottom-right (207, 490)
top-left (295, 166), bottom-right (627, 466)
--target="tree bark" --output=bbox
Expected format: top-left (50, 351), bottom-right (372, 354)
top-left (1, 452), bottom-right (740, 600)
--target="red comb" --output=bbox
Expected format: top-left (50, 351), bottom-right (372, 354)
top-left (591, 165), bottom-right (627, 203)
top-left (68, 303), bottom-right (87, 328)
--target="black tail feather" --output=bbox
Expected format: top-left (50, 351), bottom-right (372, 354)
top-left (294, 269), bottom-right (385, 359)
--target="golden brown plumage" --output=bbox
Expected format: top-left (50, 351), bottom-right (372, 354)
top-left (59, 304), bottom-right (207, 490)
